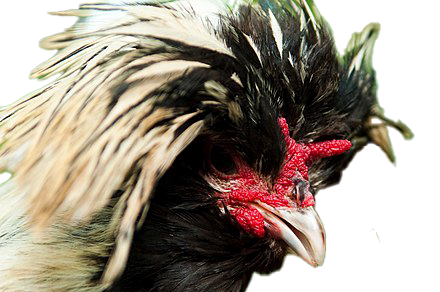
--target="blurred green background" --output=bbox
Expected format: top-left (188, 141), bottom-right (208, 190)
top-left (0, 0), bottom-right (416, 292)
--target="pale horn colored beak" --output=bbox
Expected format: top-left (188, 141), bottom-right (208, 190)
top-left (253, 203), bottom-right (326, 267)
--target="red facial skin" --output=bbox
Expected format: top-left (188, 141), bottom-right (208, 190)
top-left (214, 118), bottom-right (352, 238)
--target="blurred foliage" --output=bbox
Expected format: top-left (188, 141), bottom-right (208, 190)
top-left (0, 0), bottom-right (416, 292)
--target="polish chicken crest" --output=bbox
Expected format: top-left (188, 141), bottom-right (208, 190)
top-left (0, 0), bottom-right (411, 291)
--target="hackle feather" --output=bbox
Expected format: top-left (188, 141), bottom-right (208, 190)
top-left (0, 1), bottom-right (235, 284)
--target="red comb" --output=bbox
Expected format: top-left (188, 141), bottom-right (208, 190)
top-left (277, 117), bottom-right (352, 180)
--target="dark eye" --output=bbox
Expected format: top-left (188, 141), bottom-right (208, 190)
top-left (209, 145), bottom-right (237, 175)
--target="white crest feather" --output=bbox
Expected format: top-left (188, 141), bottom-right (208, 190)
top-left (268, 9), bottom-right (283, 58)
top-left (301, 0), bottom-right (319, 34)
top-left (243, 33), bottom-right (262, 64)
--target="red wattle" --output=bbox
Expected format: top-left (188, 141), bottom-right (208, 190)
top-left (232, 207), bottom-right (265, 238)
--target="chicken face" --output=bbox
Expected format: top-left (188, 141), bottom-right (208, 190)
top-left (205, 118), bottom-right (351, 266)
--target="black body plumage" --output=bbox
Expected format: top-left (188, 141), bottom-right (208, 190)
top-left (110, 138), bottom-right (287, 291)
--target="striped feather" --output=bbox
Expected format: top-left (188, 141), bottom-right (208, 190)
top-left (345, 22), bottom-right (380, 75)
top-left (0, 1), bottom-right (236, 284)
top-left (268, 9), bottom-right (283, 57)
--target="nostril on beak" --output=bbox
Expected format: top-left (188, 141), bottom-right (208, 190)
top-left (290, 177), bottom-right (314, 207)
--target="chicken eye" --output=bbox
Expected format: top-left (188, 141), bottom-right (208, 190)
top-left (209, 145), bottom-right (237, 175)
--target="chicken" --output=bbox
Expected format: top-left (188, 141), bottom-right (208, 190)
top-left (0, 0), bottom-right (412, 291)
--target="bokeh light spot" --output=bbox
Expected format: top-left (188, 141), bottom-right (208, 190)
top-left (6, 4), bottom-right (49, 50)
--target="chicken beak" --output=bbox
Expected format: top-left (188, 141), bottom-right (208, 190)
top-left (253, 204), bottom-right (326, 267)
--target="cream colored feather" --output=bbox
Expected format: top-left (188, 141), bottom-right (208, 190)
top-left (0, 2), bottom-right (235, 286)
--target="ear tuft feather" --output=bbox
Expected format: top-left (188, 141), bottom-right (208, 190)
top-left (344, 22), bottom-right (380, 75)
